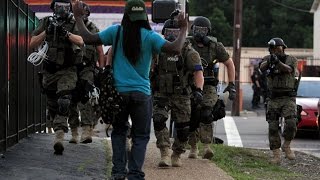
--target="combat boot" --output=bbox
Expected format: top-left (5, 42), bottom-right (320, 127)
top-left (171, 151), bottom-right (182, 167)
top-left (80, 125), bottom-right (92, 144)
top-left (202, 144), bottom-right (214, 159)
top-left (271, 149), bottom-right (281, 164)
top-left (188, 145), bottom-right (198, 159)
top-left (69, 127), bottom-right (79, 144)
top-left (281, 141), bottom-right (295, 160)
top-left (158, 147), bottom-right (171, 167)
top-left (53, 130), bottom-right (65, 155)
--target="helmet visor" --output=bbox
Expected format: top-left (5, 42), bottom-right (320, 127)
top-left (193, 25), bottom-right (208, 37)
top-left (54, 2), bottom-right (71, 17)
top-left (164, 28), bottom-right (180, 41)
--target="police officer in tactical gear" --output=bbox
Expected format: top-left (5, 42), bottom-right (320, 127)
top-left (30, 0), bottom-right (84, 155)
top-left (187, 16), bottom-right (236, 159)
top-left (259, 37), bottom-right (298, 164)
top-left (152, 19), bottom-right (204, 167)
top-left (251, 65), bottom-right (263, 109)
top-left (68, 2), bottom-right (104, 144)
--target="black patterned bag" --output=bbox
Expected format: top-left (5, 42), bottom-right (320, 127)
top-left (98, 26), bottom-right (123, 124)
top-left (98, 65), bottom-right (123, 124)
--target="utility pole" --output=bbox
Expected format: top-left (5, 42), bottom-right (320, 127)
top-left (231, 0), bottom-right (243, 116)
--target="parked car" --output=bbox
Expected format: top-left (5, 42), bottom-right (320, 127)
top-left (295, 77), bottom-right (320, 138)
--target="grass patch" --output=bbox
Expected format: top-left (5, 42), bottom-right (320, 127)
top-left (77, 159), bottom-right (94, 172)
top-left (199, 144), bottom-right (304, 180)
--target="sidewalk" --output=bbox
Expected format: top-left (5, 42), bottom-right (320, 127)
top-left (0, 123), bottom-right (234, 180)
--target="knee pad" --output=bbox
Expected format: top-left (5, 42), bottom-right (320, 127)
top-left (200, 107), bottom-right (214, 124)
top-left (57, 95), bottom-right (71, 115)
top-left (153, 113), bottom-right (168, 131)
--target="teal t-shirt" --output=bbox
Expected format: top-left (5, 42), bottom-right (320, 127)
top-left (99, 25), bottom-right (166, 95)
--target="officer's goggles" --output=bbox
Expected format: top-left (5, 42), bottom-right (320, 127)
top-left (54, 2), bottom-right (71, 14)
top-left (164, 28), bottom-right (180, 39)
top-left (193, 25), bottom-right (208, 36)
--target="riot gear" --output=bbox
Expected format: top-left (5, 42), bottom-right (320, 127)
top-left (268, 38), bottom-right (288, 63)
top-left (50, 0), bottom-right (71, 10)
top-left (268, 38), bottom-right (287, 49)
top-left (161, 19), bottom-right (179, 42)
top-left (50, 0), bottom-right (72, 20)
top-left (191, 16), bottom-right (211, 43)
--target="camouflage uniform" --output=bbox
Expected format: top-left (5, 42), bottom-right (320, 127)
top-left (32, 16), bottom-right (82, 133)
top-left (251, 67), bottom-right (262, 109)
top-left (187, 36), bottom-right (230, 147)
top-left (153, 42), bottom-right (202, 156)
top-left (68, 20), bottom-right (100, 130)
top-left (263, 54), bottom-right (298, 150)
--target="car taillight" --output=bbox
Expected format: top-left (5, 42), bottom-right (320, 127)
top-left (301, 110), bottom-right (308, 116)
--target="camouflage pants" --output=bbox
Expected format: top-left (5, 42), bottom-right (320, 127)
top-left (153, 93), bottom-right (191, 154)
top-left (42, 66), bottom-right (78, 133)
top-left (267, 97), bottom-right (297, 150)
top-left (188, 85), bottom-right (218, 146)
top-left (68, 66), bottom-right (96, 129)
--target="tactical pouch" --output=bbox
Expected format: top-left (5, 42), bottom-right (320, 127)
top-left (159, 74), bottom-right (173, 94)
top-left (56, 50), bottom-right (65, 65)
top-left (46, 48), bottom-right (57, 63)
top-left (212, 99), bottom-right (226, 121)
top-left (72, 44), bottom-right (83, 64)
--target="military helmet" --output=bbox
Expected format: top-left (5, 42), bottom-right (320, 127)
top-left (161, 19), bottom-right (179, 35)
top-left (268, 38), bottom-right (287, 49)
top-left (83, 2), bottom-right (91, 16)
top-left (191, 16), bottom-right (211, 33)
top-left (50, 0), bottom-right (71, 10)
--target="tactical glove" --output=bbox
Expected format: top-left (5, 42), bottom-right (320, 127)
top-left (57, 26), bottom-right (69, 37)
top-left (223, 82), bottom-right (236, 100)
top-left (202, 36), bottom-right (211, 46)
top-left (192, 88), bottom-right (203, 106)
top-left (270, 54), bottom-right (279, 65)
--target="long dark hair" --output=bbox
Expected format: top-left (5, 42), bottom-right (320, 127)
top-left (121, 13), bottom-right (151, 65)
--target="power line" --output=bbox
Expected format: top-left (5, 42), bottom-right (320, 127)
top-left (269, 0), bottom-right (311, 13)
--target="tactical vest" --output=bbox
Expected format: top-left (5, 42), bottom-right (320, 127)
top-left (82, 20), bottom-right (98, 65)
top-left (157, 52), bottom-right (192, 95)
top-left (188, 36), bottom-right (218, 86)
top-left (45, 17), bottom-right (83, 67)
top-left (267, 55), bottom-right (296, 92)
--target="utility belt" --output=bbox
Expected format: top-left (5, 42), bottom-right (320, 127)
top-left (270, 90), bottom-right (296, 99)
top-left (204, 77), bottom-right (218, 86)
top-left (43, 60), bottom-right (83, 74)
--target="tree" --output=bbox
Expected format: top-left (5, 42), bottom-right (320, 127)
top-left (189, 0), bottom-right (313, 48)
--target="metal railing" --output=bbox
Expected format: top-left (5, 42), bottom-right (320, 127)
top-left (0, 0), bottom-right (46, 153)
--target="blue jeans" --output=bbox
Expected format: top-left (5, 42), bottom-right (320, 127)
top-left (111, 91), bottom-right (152, 180)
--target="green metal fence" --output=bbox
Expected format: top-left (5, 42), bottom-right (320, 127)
top-left (0, 0), bottom-right (46, 153)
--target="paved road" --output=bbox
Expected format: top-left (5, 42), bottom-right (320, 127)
top-left (215, 114), bottom-right (320, 158)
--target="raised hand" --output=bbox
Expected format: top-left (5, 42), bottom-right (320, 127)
top-left (72, 0), bottom-right (85, 19)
